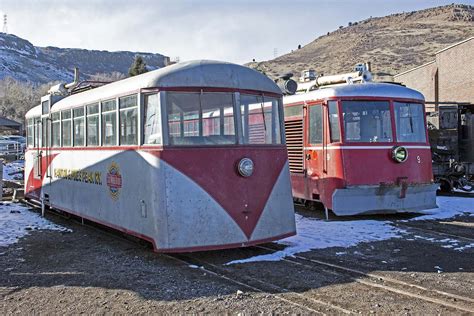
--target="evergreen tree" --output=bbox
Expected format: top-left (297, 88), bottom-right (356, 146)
top-left (128, 55), bottom-right (148, 77)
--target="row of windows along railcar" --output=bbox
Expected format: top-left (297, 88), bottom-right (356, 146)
top-left (284, 100), bottom-right (426, 145)
top-left (26, 92), bottom-right (282, 148)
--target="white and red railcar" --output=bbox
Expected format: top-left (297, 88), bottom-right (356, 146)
top-left (283, 80), bottom-right (438, 216)
top-left (24, 60), bottom-right (296, 252)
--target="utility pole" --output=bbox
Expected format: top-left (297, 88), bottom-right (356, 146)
top-left (3, 14), bottom-right (7, 34)
top-left (273, 48), bottom-right (278, 58)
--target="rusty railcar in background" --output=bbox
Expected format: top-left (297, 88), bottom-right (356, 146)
top-left (426, 103), bottom-right (474, 192)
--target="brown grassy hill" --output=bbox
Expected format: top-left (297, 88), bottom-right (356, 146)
top-left (248, 4), bottom-right (474, 81)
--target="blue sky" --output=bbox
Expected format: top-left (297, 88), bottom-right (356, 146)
top-left (1, 0), bottom-right (472, 63)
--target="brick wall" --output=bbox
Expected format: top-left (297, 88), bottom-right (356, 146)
top-left (394, 62), bottom-right (438, 102)
top-left (436, 38), bottom-right (474, 103)
top-left (394, 38), bottom-right (474, 105)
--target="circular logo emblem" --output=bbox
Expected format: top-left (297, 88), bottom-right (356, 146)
top-left (106, 162), bottom-right (122, 200)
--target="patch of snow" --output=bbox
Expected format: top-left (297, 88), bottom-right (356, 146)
top-left (226, 215), bottom-right (405, 265)
top-left (226, 196), bottom-right (474, 265)
top-left (405, 196), bottom-right (474, 221)
top-left (0, 202), bottom-right (71, 247)
top-left (3, 160), bottom-right (24, 181)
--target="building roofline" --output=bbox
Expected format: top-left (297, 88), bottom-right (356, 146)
top-left (394, 60), bottom-right (436, 78)
top-left (436, 37), bottom-right (474, 54)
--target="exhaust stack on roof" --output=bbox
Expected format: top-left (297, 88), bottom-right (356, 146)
top-left (47, 67), bottom-right (80, 96)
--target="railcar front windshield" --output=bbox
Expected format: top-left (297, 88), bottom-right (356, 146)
top-left (393, 102), bottom-right (426, 143)
top-left (342, 101), bottom-right (393, 143)
top-left (166, 92), bottom-right (282, 146)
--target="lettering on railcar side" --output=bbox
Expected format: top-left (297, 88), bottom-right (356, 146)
top-left (53, 168), bottom-right (102, 185)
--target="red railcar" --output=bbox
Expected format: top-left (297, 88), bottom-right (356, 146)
top-left (283, 81), bottom-right (438, 216)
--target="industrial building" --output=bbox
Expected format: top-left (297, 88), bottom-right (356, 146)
top-left (394, 37), bottom-right (474, 110)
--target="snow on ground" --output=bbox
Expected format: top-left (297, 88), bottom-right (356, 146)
top-left (227, 216), bottom-right (405, 264)
top-left (0, 202), bottom-right (71, 248)
top-left (405, 196), bottom-right (474, 221)
top-left (227, 196), bottom-right (474, 265)
top-left (2, 160), bottom-right (24, 181)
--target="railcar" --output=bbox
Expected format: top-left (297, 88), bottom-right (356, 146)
top-left (24, 60), bottom-right (296, 252)
top-left (282, 67), bottom-right (438, 216)
top-left (426, 103), bottom-right (474, 192)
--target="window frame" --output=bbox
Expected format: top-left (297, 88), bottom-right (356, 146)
top-left (328, 100), bottom-right (341, 143)
top-left (143, 93), bottom-right (163, 145)
top-left (61, 109), bottom-right (72, 147)
top-left (164, 91), bottom-right (240, 146)
top-left (73, 106), bottom-right (85, 147)
top-left (51, 112), bottom-right (61, 147)
top-left (392, 101), bottom-right (428, 144)
top-left (101, 99), bottom-right (118, 147)
top-left (86, 103), bottom-right (100, 147)
top-left (308, 103), bottom-right (323, 145)
top-left (340, 99), bottom-right (393, 144)
top-left (119, 94), bottom-right (139, 146)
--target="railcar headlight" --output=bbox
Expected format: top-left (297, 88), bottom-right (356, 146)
top-left (238, 158), bottom-right (254, 177)
top-left (392, 146), bottom-right (408, 163)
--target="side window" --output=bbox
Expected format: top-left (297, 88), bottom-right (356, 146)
top-left (73, 107), bottom-right (85, 147)
top-left (51, 112), bottom-right (60, 147)
top-left (240, 94), bottom-right (281, 144)
top-left (144, 94), bottom-right (162, 145)
top-left (309, 105), bottom-right (322, 144)
top-left (42, 100), bottom-right (49, 115)
top-left (102, 99), bottom-right (117, 146)
top-left (119, 95), bottom-right (138, 145)
top-left (61, 110), bottom-right (72, 147)
top-left (42, 117), bottom-right (49, 147)
top-left (87, 103), bottom-right (99, 146)
top-left (35, 118), bottom-right (42, 148)
top-left (328, 101), bottom-right (341, 142)
top-left (27, 118), bottom-right (34, 148)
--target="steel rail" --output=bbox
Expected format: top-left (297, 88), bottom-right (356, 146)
top-left (255, 245), bottom-right (474, 313)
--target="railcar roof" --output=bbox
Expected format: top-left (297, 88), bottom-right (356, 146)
top-left (284, 82), bottom-right (425, 104)
top-left (26, 60), bottom-right (281, 118)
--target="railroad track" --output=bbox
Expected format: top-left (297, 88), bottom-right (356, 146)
top-left (167, 254), bottom-right (349, 315)
top-left (20, 200), bottom-right (474, 314)
top-left (253, 245), bottom-right (474, 313)
top-left (394, 222), bottom-right (474, 243)
top-left (20, 200), bottom-right (346, 314)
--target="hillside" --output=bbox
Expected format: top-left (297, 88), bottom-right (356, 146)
top-left (248, 4), bottom-right (474, 80)
top-left (0, 33), bottom-right (169, 83)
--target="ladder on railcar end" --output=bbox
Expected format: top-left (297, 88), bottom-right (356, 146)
top-left (284, 119), bottom-right (304, 173)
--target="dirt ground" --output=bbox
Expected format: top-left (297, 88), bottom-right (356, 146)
top-left (0, 204), bottom-right (473, 314)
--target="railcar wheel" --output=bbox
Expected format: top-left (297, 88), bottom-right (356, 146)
top-left (439, 179), bottom-right (453, 193)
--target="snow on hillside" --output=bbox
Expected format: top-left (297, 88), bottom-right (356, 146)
top-left (0, 33), bottom-right (169, 84)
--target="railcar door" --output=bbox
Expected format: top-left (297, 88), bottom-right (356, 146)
top-left (305, 102), bottom-right (325, 200)
top-left (33, 118), bottom-right (42, 180)
top-left (41, 115), bottom-right (52, 202)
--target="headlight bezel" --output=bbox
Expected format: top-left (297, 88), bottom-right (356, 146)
top-left (392, 146), bottom-right (408, 163)
top-left (237, 158), bottom-right (254, 177)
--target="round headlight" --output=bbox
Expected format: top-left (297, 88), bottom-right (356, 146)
top-left (238, 158), bottom-right (254, 177)
top-left (392, 146), bottom-right (408, 163)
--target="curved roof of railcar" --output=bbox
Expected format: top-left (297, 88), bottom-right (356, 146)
top-left (26, 60), bottom-right (281, 118)
top-left (284, 82), bottom-right (425, 105)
